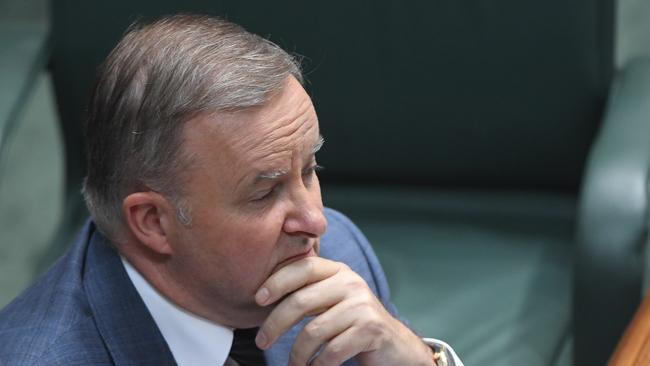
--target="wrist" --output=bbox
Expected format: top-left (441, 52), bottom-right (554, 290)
top-left (393, 319), bottom-right (438, 366)
top-left (418, 338), bottom-right (439, 366)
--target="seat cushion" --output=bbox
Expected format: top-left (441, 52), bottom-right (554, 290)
top-left (0, 73), bottom-right (64, 307)
top-left (323, 186), bottom-right (575, 366)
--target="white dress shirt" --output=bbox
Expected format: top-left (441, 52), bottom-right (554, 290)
top-left (122, 258), bottom-right (233, 365)
top-left (122, 257), bottom-right (463, 366)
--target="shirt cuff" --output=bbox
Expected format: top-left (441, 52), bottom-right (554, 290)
top-left (422, 338), bottom-right (464, 366)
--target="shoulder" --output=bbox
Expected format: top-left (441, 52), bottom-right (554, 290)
top-left (321, 207), bottom-right (371, 260)
top-left (321, 207), bottom-right (392, 302)
top-left (0, 224), bottom-right (112, 365)
top-left (0, 322), bottom-right (112, 365)
top-left (323, 207), bottom-right (370, 249)
top-left (322, 207), bottom-right (380, 264)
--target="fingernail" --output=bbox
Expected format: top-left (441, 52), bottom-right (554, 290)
top-left (256, 330), bottom-right (268, 349)
top-left (256, 287), bottom-right (270, 305)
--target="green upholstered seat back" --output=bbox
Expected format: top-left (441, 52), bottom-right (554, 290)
top-left (51, 0), bottom-right (613, 193)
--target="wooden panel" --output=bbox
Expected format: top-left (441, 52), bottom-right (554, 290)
top-left (610, 294), bottom-right (650, 365)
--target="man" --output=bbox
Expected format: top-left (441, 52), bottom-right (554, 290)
top-left (0, 15), bottom-right (462, 365)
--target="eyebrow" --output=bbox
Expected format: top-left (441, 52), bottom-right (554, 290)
top-left (312, 135), bottom-right (324, 154)
top-left (253, 134), bottom-right (325, 183)
top-left (258, 169), bottom-right (289, 180)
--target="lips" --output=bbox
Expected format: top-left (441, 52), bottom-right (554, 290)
top-left (274, 246), bottom-right (316, 273)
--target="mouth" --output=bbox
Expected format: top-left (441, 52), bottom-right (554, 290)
top-left (274, 246), bottom-right (317, 273)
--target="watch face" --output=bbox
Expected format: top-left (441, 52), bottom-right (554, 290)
top-left (433, 346), bottom-right (449, 366)
top-left (425, 340), bottom-right (455, 366)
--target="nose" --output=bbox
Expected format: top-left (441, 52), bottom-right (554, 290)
top-left (282, 185), bottom-right (327, 238)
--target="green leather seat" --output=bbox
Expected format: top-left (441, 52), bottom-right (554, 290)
top-left (575, 58), bottom-right (650, 365)
top-left (0, 3), bottom-right (65, 307)
top-left (324, 187), bottom-right (574, 364)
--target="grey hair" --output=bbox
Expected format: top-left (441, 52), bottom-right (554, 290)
top-left (82, 14), bottom-right (303, 240)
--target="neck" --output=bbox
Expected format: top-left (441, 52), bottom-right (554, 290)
top-left (118, 241), bottom-right (266, 328)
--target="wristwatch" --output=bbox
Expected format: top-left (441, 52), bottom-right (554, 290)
top-left (422, 338), bottom-right (459, 366)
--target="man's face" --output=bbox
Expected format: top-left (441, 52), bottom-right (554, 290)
top-left (166, 76), bottom-right (327, 328)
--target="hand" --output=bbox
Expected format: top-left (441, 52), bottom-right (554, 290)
top-left (254, 257), bottom-right (435, 366)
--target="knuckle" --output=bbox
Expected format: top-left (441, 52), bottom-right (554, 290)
top-left (337, 262), bottom-right (351, 272)
top-left (318, 340), bottom-right (346, 365)
top-left (290, 332), bottom-right (314, 364)
top-left (337, 268), bottom-right (365, 289)
top-left (367, 314), bottom-right (385, 334)
top-left (359, 287), bottom-right (377, 302)
top-left (290, 291), bottom-right (312, 311)
top-left (369, 309), bottom-right (386, 326)
top-left (347, 287), bottom-right (376, 310)
top-left (304, 320), bottom-right (321, 339)
top-left (361, 314), bottom-right (390, 347)
top-left (289, 349), bottom-right (305, 366)
top-left (304, 257), bottom-right (317, 275)
top-left (345, 277), bottom-right (366, 292)
top-left (260, 320), bottom-right (275, 340)
top-left (329, 342), bottom-right (345, 358)
top-left (261, 312), bottom-right (288, 340)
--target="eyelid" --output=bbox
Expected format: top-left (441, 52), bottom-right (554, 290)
top-left (303, 164), bottom-right (324, 174)
top-left (251, 187), bottom-right (275, 202)
top-left (250, 164), bottom-right (323, 203)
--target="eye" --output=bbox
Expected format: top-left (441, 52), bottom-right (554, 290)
top-left (303, 164), bottom-right (324, 176)
top-left (302, 164), bottom-right (323, 186)
top-left (252, 187), bottom-right (277, 202)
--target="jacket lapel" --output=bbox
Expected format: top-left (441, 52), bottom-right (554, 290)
top-left (83, 228), bottom-right (176, 365)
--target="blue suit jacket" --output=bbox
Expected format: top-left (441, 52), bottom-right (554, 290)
top-left (0, 208), bottom-right (398, 365)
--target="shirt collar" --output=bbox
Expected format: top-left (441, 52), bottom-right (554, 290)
top-left (121, 257), bottom-right (234, 366)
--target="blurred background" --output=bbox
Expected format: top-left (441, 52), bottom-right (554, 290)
top-left (1, 0), bottom-right (650, 365)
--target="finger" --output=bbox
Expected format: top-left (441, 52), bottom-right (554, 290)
top-left (289, 299), bottom-right (358, 366)
top-left (257, 273), bottom-right (350, 349)
top-left (310, 326), bottom-right (365, 366)
top-left (255, 257), bottom-right (343, 306)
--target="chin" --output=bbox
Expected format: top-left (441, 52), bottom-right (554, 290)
top-left (227, 302), bottom-right (275, 329)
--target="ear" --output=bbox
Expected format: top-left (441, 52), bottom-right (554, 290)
top-left (122, 191), bottom-right (176, 255)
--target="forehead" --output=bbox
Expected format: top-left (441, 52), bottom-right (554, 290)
top-left (182, 77), bottom-right (320, 177)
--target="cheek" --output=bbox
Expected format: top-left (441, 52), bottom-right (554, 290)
top-left (190, 197), bottom-right (290, 271)
top-left (217, 211), bottom-right (286, 261)
top-left (217, 219), bottom-right (286, 293)
top-left (242, 218), bottom-right (284, 252)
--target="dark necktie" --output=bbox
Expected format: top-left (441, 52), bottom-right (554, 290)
top-left (228, 327), bottom-right (267, 366)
